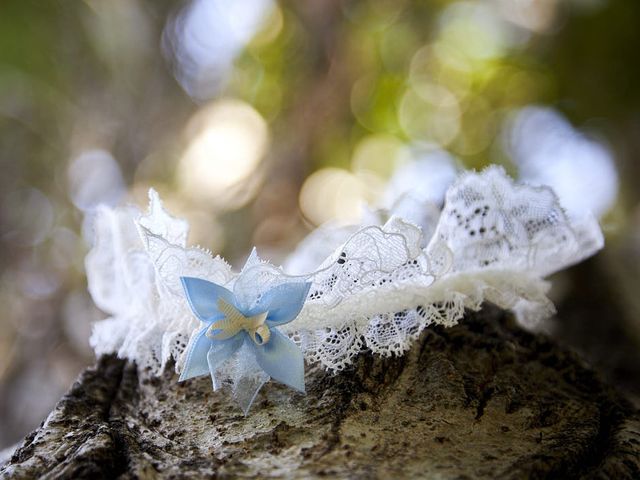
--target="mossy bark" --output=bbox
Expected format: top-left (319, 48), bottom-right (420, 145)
top-left (1, 306), bottom-right (639, 479)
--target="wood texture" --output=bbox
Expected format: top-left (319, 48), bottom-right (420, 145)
top-left (2, 306), bottom-right (639, 479)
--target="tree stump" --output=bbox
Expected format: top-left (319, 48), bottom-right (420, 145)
top-left (1, 305), bottom-right (639, 479)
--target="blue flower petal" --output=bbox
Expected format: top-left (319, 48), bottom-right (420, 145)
top-left (181, 277), bottom-right (235, 322)
top-left (178, 326), bottom-right (211, 382)
top-left (252, 329), bottom-right (305, 393)
top-left (180, 275), bottom-right (309, 403)
top-left (207, 334), bottom-right (244, 390)
top-left (250, 282), bottom-right (311, 326)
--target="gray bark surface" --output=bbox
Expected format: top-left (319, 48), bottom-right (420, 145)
top-left (1, 306), bottom-right (639, 479)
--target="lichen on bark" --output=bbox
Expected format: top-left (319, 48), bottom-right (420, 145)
top-left (2, 305), bottom-right (639, 479)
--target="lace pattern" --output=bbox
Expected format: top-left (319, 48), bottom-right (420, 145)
top-left (427, 167), bottom-right (603, 276)
top-left (87, 167), bottom-right (603, 376)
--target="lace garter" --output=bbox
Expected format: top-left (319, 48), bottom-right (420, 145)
top-left (86, 166), bottom-right (603, 413)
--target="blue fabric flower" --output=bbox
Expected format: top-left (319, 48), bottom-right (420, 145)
top-left (179, 277), bottom-right (311, 400)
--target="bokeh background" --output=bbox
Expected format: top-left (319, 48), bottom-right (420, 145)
top-left (1, 0), bottom-right (640, 450)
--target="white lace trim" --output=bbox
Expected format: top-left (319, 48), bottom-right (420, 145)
top-left (87, 166), bottom-right (603, 374)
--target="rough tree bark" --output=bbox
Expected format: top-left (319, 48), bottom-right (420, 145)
top-left (1, 305), bottom-right (639, 479)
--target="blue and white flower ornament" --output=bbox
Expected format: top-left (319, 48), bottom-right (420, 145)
top-left (178, 257), bottom-right (311, 414)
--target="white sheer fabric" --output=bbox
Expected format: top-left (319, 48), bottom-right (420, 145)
top-left (88, 167), bottom-right (603, 376)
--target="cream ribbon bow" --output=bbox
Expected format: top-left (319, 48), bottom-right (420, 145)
top-left (206, 298), bottom-right (271, 346)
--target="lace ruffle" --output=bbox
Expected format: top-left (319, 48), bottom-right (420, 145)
top-left (87, 166), bottom-right (603, 375)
